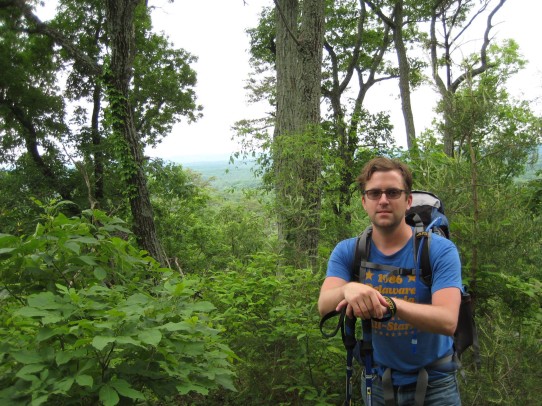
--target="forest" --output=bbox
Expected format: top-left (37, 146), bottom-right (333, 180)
top-left (0, 0), bottom-right (540, 405)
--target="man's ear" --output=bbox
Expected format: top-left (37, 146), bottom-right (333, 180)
top-left (407, 192), bottom-right (413, 209)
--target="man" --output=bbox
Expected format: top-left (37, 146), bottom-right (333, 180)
top-left (318, 157), bottom-right (462, 405)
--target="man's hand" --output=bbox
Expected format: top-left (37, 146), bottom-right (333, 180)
top-left (336, 282), bottom-right (389, 320)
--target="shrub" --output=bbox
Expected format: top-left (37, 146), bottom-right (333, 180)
top-left (0, 202), bottom-right (235, 405)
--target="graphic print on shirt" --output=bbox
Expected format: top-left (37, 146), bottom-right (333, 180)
top-left (364, 269), bottom-right (417, 337)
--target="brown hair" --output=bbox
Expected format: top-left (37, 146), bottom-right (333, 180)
top-left (356, 157), bottom-right (413, 193)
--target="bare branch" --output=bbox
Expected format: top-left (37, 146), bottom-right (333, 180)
top-left (450, 0), bottom-right (506, 92)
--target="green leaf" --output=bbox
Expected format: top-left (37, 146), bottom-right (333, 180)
top-left (114, 336), bottom-right (142, 347)
top-left (63, 241), bottom-right (81, 254)
top-left (75, 374), bottom-right (94, 388)
top-left (27, 292), bottom-right (62, 309)
top-left (99, 384), bottom-right (120, 406)
top-left (176, 382), bottom-right (209, 395)
top-left (55, 377), bottom-right (74, 392)
top-left (30, 394), bottom-right (49, 406)
top-left (160, 321), bottom-right (193, 332)
top-left (92, 336), bottom-right (116, 351)
top-left (11, 351), bottom-right (44, 364)
top-left (56, 349), bottom-right (86, 366)
top-left (191, 301), bottom-right (216, 312)
top-left (214, 372), bottom-right (236, 391)
top-left (103, 224), bottom-right (132, 234)
top-left (78, 255), bottom-right (98, 266)
top-left (15, 364), bottom-right (46, 378)
top-left (94, 267), bottom-right (107, 280)
top-left (0, 247), bottom-right (16, 259)
top-left (110, 379), bottom-right (145, 400)
top-left (0, 233), bottom-right (18, 244)
top-left (138, 329), bottom-right (162, 346)
top-left (15, 307), bottom-right (50, 318)
top-left (73, 236), bottom-right (99, 244)
top-left (36, 327), bottom-right (57, 342)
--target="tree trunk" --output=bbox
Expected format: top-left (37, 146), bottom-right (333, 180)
top-left (91, 82), bottom-right (105, 204)
top-left (392, 1), bottom-right (416, 149)
top-left (274, 0), bottom-right (325, 266)
top-left (105, 0), bottom-right (166, 265)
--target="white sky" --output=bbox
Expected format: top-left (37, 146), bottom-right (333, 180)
top-left (146, 0), bottom-right (272, 162)
top-left (39, 1), bottom-right (542, 163)
top-left (147, 0), bottom-right (542, 162)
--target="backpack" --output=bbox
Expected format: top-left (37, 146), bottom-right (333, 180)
top-left (320, 191), bottom-right (479, 405)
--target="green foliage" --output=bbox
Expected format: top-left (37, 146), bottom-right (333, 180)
top-left (459, 298), bottom-right (541, 405)
top-left (203, 253), bottom-right (342, 405)
top-left (147, 159), bottom-right (272, 273)
top-left (403, 145), bottom-right (542, 405)
top-left (0, 202), bottom-right (235, 405)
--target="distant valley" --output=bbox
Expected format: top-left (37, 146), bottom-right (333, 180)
top-left (183, 160), bottom-right (261, 191)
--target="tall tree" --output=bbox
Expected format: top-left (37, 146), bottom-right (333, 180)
top-left (104, 0), bottom-right (166, 264)
top-left (431, 41), bottom-right (541, 295)
top-left (365, 0), bottom-right (419, 149)
top-left (0, 2), bottom-right (72, 201)
top-left (273, 0), bottom-right (325, 265)
top-left (0, 0), bottom-right (200, 266)
top-left (242, 1), bottom-right (399, 244)
top-left (321, 0), bottom-right (396, 238)
top-left (429, 0), bottom-right (507, 156)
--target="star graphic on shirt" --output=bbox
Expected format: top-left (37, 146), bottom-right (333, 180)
top-left (365, 270), bottom-right (374, 281)
top-left (408, 275), bottom-right (416, 283)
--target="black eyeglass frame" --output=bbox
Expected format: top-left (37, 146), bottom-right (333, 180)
top-left (362, 188), bottom-right (408, 200)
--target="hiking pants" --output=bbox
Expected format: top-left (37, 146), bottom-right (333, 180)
top-left (361, 371), bottom-right (461, 406)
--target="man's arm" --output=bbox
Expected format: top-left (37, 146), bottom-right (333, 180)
top-left (318, 276), bottom-right (389, 320)
top-left (319, 279), bottom-right (461, 336)
top-left (393, 287), bottom-right (461, 336)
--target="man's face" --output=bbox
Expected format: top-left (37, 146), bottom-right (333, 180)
top-left (361, 169), bottom-right (412, 231)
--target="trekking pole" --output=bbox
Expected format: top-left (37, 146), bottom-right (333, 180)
top-left (319, 309), bottom-right (358, 405)
top-left (343, 315), bottom-right (357, 406)
top-left (361, 318), bottom-right (373, 406)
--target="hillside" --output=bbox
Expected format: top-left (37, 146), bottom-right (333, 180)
top-left (521, 145), bottom-right (542, 180)
top-left (184, 160), bottom-right (261, 191)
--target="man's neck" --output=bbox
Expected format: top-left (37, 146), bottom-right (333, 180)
top-left (371, 222), bottom-right (412, 256)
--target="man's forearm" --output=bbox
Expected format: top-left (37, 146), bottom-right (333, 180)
top-left (393, 288), bottom-right (460, 336)
top-left (318, 283), bottom-right (345, 317)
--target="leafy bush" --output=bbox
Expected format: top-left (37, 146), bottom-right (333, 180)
top-left (202, 253), bottom-right (343, 405)
top-left (0, 201), bottom-right (235, 405)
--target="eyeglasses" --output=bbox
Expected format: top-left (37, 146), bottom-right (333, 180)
top-left (363, 188), bottom-right (406, 200)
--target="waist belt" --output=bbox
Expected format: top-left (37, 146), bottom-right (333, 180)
top-left (380, 353), bottom-right (457, 406)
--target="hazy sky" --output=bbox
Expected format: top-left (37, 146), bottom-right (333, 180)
top-left (38, 1), bottom-right (542, 163)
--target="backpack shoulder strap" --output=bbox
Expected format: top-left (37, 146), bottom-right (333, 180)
top-left (354, 225), bottom-right (419, 281)
top-left (352, 226), bottom-right (372, 281)
top-left (409, 213), bottom-right (433, 286)
top-left (420, 232), bottom-right (432, 285)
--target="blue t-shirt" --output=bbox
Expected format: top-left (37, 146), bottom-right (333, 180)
top-left (326, 230), bottom-right (462, 385)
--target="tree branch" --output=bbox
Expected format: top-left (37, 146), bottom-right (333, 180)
top-left (450, 0), bottom-right (506, 92)
top-left (11, 0), bottom-right (102, 76)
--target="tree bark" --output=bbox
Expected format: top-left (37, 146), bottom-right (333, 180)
top-left (274, 0), bottom-right (325, 266)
